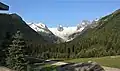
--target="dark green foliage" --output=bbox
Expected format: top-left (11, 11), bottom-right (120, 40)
top-left (6, 31), bottom-right (28, 71)
top-left (27, 9), bottom-right (120, 59)
top-left (0, 13), bottom-right (46, 46)
top-left (0, 32), bottom-right (11, 66)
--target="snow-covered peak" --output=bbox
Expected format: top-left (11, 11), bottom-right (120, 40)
top-left (28, 22), bottom-right (50, 33)
top-left (35, 23), bottom-right (48, 29)
top-left (27, 19), bottom-right (98, 42)
top-left (49, 27), bottom-right (77, 41)
top-left (57, 25), bottom-right (64, 32)
top-left (90, 19), bottom-right (99, 28)
top-left (29, 22), bottom-right (47, 29)
top-left (77, 20), bottom-right (90, 30)
top-left (95, 18), bottom-right (99, 21)
top-left (29, 23), bottom-right (39, 31)
top-left (59, 25), bottom-right (62, 27)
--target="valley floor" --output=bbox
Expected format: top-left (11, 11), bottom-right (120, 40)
top-left (35, 60), bottom-right (120, 71)
top-left (32, 56), bottom-right (120, 71)
top-left (65, 55), bottom-right (120, 68)
top-left (2, 56), bottom-right (119, 71)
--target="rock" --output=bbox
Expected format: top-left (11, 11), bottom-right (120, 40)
top-left (57, 25), bottom-right (64, 32)
top-left (57, 62), bottom-right (105, 71)
top-left (0, 67), bottom-right (15, 71)
top-left (88, 60), bottom-right (92, 63)
top-left (52, 62), bottom-right (68, 66)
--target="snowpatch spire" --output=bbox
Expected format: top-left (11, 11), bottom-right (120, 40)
top-left (57, 24), bottom-right (64, 32)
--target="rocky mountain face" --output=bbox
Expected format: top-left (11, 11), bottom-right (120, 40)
top-left (68, 19), bottom-right (99, 40)
top-left (68, 20), bottom-right (91, 41)
top-left (57, 62), bottom-right (104, 71)
top-left (28, 23), bottom-right (62, 43)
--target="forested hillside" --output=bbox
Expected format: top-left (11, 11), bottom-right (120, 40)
top-left (29, 9), bottom-right (120, 58)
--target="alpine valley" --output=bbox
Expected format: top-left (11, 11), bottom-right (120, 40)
top-left (1, 1), bottom-right (120, 71)
top-left (1, 3), bottom-right (120, 70)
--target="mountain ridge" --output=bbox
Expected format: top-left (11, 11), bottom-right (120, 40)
top-left (28, 20), bottom-right (92, 42)
top-left (29, 22), bottom-right (63, 43)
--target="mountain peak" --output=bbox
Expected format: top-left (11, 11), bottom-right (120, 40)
top-left (57, 25), bottom-right (64, 32)
top-left (28, 20), bottom-right (92, 42)
top-left (35, 23), bottom-right (47, 29)
top-left (29, 22), bottom-right (48, 30)
top-left (77, 20), bottom-right (90, 30)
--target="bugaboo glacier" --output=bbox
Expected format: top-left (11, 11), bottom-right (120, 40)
top-left (28, 19), bottom-right (98, 42)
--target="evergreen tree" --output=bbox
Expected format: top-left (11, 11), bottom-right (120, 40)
top-left (6, 31), bottom-right (28, 71)
top-left (0, 32), bottom-right (11, 66)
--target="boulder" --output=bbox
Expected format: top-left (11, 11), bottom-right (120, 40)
top-left (57, 62), bottom-right (105, 71)
top-left (0, 67), bottom-right (14, 71)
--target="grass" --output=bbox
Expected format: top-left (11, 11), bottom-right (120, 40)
top-left (44, 65), bottom-right (57, 71)
top-left (64, 56), bottom-right (120, 68)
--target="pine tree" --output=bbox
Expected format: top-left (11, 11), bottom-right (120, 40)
top-left (0, 32), bottom-right (11, 66)
top-left (6, 31), bottom-right (28, 71)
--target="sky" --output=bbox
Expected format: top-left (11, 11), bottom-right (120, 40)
top-left (1, 0), bottom-right (120, 27)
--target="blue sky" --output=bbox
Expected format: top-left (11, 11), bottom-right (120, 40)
top-left (1, 0), bottom-right (120, 27)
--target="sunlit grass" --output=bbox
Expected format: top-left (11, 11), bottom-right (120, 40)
top-left (64, 56), bottom-right (120, 68)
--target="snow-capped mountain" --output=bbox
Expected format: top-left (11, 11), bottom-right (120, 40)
top-left (67, 20), bottom-right (91, 41)
top-left (29, 22), bottom-right (51, 34)
top-left (28, 23), bottom-right (62, 43)
top-left (49, 26), bottom-right (84, 42)
top-left (28, 19), bottom-right (98, 42)
top-left (90, 18), bottom-right (99, 28)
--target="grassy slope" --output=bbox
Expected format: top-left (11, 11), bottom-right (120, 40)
top-left (65, 56), bottom-right (120, 68)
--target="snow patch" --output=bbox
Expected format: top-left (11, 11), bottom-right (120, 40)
top-left (51, 62), bottom-right (68, 66)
